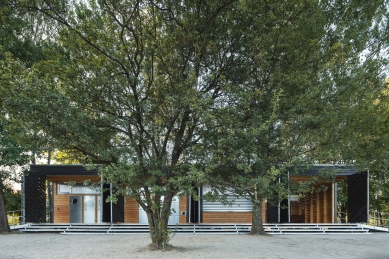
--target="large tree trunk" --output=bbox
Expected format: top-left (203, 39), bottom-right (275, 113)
top-left (147, 192), bottom-right (174, 249)
top-left (0, 182), bottom-right (11, 233)
top-left (251, 197), bottom-right (266, 235)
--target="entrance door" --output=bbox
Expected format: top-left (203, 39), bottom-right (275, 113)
top-left (84, 196), bottom-right (96, 223)
top-left (69, 196), bottom-right (82, 223)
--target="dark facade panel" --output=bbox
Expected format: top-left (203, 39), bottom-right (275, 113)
top-left (266, 203), bottom-right (279, 223)
top-left (347, 172), bottom-right (368, 223)
top-left (266, 199), bottom-right (288, 223)
top-left (101, 184), bottom-right (125, 223)
top-left (29, 165), bottom-right (98, 175)
top-left (190, 198), bottom-right (200, 223)
top-left (296, 165), bottom-right (358, 176)
top-left (102, 183), bottom-right (111, 222)
top-left (24, 173), bottom-right (46, 223)
top-left (112, 195), bottom-right (125, 223)
top-left (280, 199), bottom-right (289, 223)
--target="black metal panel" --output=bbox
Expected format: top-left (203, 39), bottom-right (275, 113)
top-left (102, 183), bottom-right (111, 222)
top-left (189, 188), bottom-right (200, 223)
top-left (47, 181), bottom-right (54, 223)
top-left (295, 165), bottom-right (358, 176)
top-left (266, 200), bottom-right (288, 223)
top-left (199, 189), bottom-right (203, 223)
top-left (24, 173), bottom-right (46, 223)
top-left (266, 203), bottom-right (279, 223)
top-left (101, 184), bottom-right (124, 223)
top-left (347, 172), bottom-right (368, 223)
top-left (280, 199), bottom-right (289, 223)
top-left (29, 165), bottom-right (98, 175)
top-left (112, 195), bottom-right (124, 223)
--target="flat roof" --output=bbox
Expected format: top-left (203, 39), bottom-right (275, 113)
top-left (29, 165), bottom-right (98, 175)
top-left (296, 165), bottom-right (358, 176)
top-left (29, 164), bottom-right (358, 176)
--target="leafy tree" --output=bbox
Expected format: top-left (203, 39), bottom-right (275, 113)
top-left (16, 0), bottom-right (255, 248)
top-left (0, 0), bottom-right (51, 233)
top-left (0, 117), bottom-right (29, 233)
top-left (359, 79), bottom-right (389, 222)
top-left (12, 0), bottom-right (389, 245)
top-left (4, 188), bottom-right (21, 213)
top-left (203, 0), bottom-right (389, 234)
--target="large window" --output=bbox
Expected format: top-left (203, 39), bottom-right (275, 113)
top-left (57, 183), bottom-right (101, 194)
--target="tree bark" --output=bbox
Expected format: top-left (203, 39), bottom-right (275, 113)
top-left (147, 192), bottom-right (174, 249)
top-left (0, 182), bottom-right (11, 233)
top-left (251, 198), bottom-right (267, 235)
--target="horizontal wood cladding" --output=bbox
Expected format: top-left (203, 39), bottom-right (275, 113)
top-left (203, 212), bottom-right (252, 223)
top-left (124, 198), bottom-right (139, 223)
top-left (53, 183), bottom-right (70, 223)
top-left (53, 184), bottom-right (99, 223)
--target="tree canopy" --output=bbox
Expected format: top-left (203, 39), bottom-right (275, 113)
top-left (0, 0), bottom-right (52, 233)
top-left (2, 0), bottom-right (388, 244)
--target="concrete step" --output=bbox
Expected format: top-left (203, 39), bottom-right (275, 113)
top-left (17, 223), bottom-right (370, 235)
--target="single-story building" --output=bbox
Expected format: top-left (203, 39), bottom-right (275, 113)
top-left (22, 164), bottom-right (368, 224)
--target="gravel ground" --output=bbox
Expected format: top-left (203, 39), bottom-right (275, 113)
top-left (1, 232), bottom-right (388, 259)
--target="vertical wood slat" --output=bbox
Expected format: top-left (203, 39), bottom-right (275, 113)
top-left (309, 193), bottom-right (314, 223)
top-left (323, 187), bottom-right (328, 223)
top-left (323, 184), bottom-right (331, 223)
top-left (262, 200), bottom-right (266, 223)
top-left (317, 192), bottom-right (322, 223)
top-left (95, 196), bottom-right (98, 223)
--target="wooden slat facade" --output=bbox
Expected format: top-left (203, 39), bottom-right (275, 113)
top-left (53, 183), bottom-right (70, 223)
top-left (203, 212), bottom-right (252, 223)
top-left (179, 195), bottom-right (187, 224)
top-left (289, 183), bottom-right (334, 224)
top-left (124, 198), bottom-right (139, 223)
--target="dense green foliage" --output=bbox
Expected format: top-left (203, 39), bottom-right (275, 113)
top-left (197, 0), bottom-right (389, 233)
top-left (1, 0), bottom-right (388, 243)
top-left (0, 0), bottom-right (49, 233)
